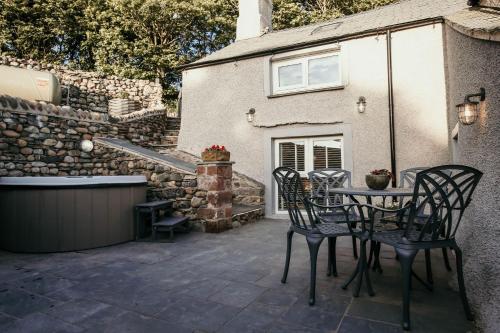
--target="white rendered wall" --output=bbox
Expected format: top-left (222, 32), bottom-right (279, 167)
top-left (179, 24), bottom-right (450, 211)
top-left (444, 25), bottom-right (500, 333)
top-left (391, 24), bottom-right (450, 172)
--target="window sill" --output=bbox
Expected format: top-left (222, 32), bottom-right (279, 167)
top-left (268, 85), bottom-right (345, 99)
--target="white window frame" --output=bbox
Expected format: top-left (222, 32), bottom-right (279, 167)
top-left (271, 50), bottom-right (342, 95)
top-left (274, 136), bottom-right (344, 214)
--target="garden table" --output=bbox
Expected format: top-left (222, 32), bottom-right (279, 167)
top-left (328, 187), bottom-right (421, 297)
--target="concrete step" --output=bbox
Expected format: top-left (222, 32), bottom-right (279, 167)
top-left (231, 205), bottom-right (264, 228)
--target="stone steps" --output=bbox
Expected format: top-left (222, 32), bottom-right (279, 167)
top-left (161, 135), bottom-right (178, 144)
top-left (231, 205), bottom-right (265, 228)
top-left (166, 117), bottom-right (181, 131)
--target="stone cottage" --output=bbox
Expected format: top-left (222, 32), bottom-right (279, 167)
top-left (178, 0), bottom-right (500, 330)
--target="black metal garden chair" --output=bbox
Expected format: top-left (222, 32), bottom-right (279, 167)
top-left (273, 167), bottom-right (363, 306)
top-left (308, 168), bottom-right (361, 276)
top-left (364, 165), bottom-right (482, 330)
top-left (401, 167), bottom-right (453, 282)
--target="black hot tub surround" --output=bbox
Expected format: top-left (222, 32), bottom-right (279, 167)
top-left (0, 176), bottom-right (147, 253)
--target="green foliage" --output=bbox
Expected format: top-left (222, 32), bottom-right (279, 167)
top-left (0, 0), bottom-right (90, 66)
top-left (0, 0), bottom-right (396, 98)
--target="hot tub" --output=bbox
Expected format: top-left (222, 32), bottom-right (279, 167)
top-left (0, 176), bottom-right (147, 253)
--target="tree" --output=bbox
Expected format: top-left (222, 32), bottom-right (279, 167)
top-left (273, 0), bottom-right (311, 30)
top-left (0, 0), bottom-right (92, 66)
top-left (90, 0), bottom-right (241, 97)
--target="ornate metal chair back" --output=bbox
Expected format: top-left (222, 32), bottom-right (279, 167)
top-left (308, 169), bottom-right (352, 207)
top-left (400, 167), bottom-right (429, 188)
top-left (405, 165), bottom-right (482, 242)
top-left (273, 167), bottom-right (315, 231)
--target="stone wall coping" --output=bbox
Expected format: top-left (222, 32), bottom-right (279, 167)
top-left (197, 161), bottom-right (235, 166)
top-left (94, 137), bottom-right (196, 175)
top-left (1, 107), bottom-right (109, 124)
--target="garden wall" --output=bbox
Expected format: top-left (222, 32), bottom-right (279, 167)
top-left (0, 95), bottom-right (264, 226)
top-left (0, 95), bottom-right (199, 219)
top-left (0, 56), bottom-right (164, 115)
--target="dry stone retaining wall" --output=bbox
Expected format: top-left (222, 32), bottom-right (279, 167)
top-left (0, 97), bottom-right (198, 219)
top-left (0, 56), bottom-right (164, 115)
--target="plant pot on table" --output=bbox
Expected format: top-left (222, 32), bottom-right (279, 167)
top-left (365, 174), bottom-right (391, 190)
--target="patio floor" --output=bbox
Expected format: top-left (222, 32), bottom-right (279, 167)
top-left (0, 219), bottom-right (473, 333)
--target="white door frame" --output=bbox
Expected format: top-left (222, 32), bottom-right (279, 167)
top-left (273, 136), bottom-right (344, 214)
top-left (263, 124), bottom-right (353, 219)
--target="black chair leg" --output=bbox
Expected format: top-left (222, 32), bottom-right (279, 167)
top-left (306, 234), bottom-right (324, 306)
top-left (327, 237), bottom-right (338, 277)
top-left (327, 238), bottom-right (332, 277)
top-left (396, 248), bottom-right (418, 331)
top-left (453, 246), bottom-right (474, 321)
top-left (351, 235), bottom-right (358, 259)
top-left (425, 249), bottom-right (434, 285)
top-left (442, 248), bottom-right (452, 271)
top-left (373, 242), bottom-right (383, 273)
top-left (342, 257), bottom-right (360, 290)
top-left (367, 241), bottom-right (375, 267)
top-left (361, 240), bottom-right (375, 297)
top-left (281, 229), bottom-right (294, 284)
top-left (354, 240), bottom-right (369, 297)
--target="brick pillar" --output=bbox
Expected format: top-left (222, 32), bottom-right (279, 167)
top-left (196, 161), bottom-right (233, 233)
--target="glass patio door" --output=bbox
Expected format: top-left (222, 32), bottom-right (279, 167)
top-left (274, 136), bottom-right (343, 213)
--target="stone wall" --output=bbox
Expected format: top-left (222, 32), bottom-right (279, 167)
top-left (0, 95), bottom-right (264, 228)
top-left (0, 95), bottom-right (170, 149)
top-left (0, 56), bottom-right (164, 115)
top-left (161, 149), bottom-right (264, 206)
top-left (0, 96), bottom-right (198, 218)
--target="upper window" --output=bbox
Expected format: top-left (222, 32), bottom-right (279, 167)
top-left (272, 51), bottom-right (341, 95)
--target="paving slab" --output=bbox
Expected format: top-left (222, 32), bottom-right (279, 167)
top-left (0, 219), bottom-right (475, 332)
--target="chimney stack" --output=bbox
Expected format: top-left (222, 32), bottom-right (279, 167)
top-left (236, 0), bottom-right (273, 41)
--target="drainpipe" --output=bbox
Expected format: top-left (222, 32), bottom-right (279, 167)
top-left (386, 29), bottom-right (397, 188)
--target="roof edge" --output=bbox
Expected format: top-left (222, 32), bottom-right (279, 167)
top-left (180, 17), bottom-right (444, 71)
top-left (444, 7), bottom-right (500, 42)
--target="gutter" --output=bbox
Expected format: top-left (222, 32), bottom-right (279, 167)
top-left (386, 29), bottom-right (397, 188)
top-left (180, 17), bottom-right (444, 70)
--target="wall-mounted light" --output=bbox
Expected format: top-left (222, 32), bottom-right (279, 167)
top-left (246, 108), bottom-right (256, 123)
top-left (456, 88), bottom-right (485, 125)
top-left (357, 96), bottom-right (367, 113)
top-left (80, 140), bottom-right (94, 152)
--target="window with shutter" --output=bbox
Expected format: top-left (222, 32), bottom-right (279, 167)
top-left (274, 136), bottom-right (344, 213)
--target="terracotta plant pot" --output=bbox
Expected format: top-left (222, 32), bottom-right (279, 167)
top-left (201, 150), bottom-right (230, 162)
top-left (365, 174), bottom-right (391, 190)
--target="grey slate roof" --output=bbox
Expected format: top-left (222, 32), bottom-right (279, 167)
top-left (187, 0), bottom-right (469, 68)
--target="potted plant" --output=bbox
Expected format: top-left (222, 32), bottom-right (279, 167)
top-left (366, 169), bottom-right (392, 190)
top-left (201, 145), bottom-right (230, 162)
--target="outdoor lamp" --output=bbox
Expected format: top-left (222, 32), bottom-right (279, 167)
top-left (456, 88), bottom-right (485, 125)
top-left (80, 140), bottom-right (94, 152)
top-left (357, 96), bottom-right (367, 113)
top-left (246, 108), bottom-right (256, 123)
